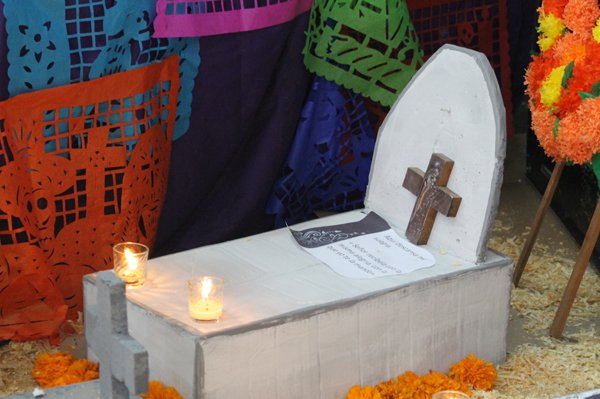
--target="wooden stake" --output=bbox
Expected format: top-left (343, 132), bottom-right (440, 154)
top-left (513, 161), bottom-right (565, 287)
top-left (550, 197), bottom-right (600, 338)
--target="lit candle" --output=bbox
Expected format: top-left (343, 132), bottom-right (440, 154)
top-left (188, 276), bottom-right (224, 321)
top-left (122, 248), bottom-right (139, 279)
top-left (113, 242), bottom-right (149, 287)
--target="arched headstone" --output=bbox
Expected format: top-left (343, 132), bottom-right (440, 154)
top-left (366, 44), bottom-right (506, 263)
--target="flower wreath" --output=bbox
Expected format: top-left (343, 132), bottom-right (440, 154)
top-left (526, 0), bottom-right (600, 178)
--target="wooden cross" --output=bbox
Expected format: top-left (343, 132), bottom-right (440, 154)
top-left (85, 271), bottom-right (148, 399)
top-left (402, 153), bottom-right (462, 245)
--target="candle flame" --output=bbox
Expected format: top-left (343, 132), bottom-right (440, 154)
top-left (124, 248), bottom-right (138, 271)
top-left (201, 277), bottom-right (213, 299)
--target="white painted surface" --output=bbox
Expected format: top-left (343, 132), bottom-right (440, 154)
top-left (124, 210), bottom-right (507, 337)
top-left (366, 45), bottom-right (506, 263)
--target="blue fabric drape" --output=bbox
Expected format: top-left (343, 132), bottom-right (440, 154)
top-left (266, 76), bottom-right (375, 227)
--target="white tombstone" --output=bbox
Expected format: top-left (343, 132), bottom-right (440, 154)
top-left (367, 44), bottom-right (506, 263)
top-left (84, 44), bottom-right (510, 399)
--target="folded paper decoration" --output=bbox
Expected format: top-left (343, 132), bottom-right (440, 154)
top-left (1, 0), bottom-right (199, 140)
top-left (303, 0), bottom-right (424, 107)
top-left (0, 56), bottom-right (180, 342)
top-left (153, 0), bottom-right (314, 37)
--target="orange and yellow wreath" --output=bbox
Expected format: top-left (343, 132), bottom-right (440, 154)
top-left (526, 0), bottom-right (600, 175)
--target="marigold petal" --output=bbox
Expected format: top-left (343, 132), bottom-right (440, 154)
top-left (449, 353), bottom-right (498, 391)
top-left (542, 0), bottom-right (569, 18)
top-left (141, 380), bottom-right (184, 399)
top-left (563, 0), bottom-right (600, 38)
top-left (538, 12), bottom-right (566, 51)
top-left (31, 352), bottom-right (74, 388)
top-left (31, 352), bottom-right (99, 389)
top-left (541, 66), bottom-right (567, 107)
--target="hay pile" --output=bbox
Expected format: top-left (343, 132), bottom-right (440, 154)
top-left (0, 340), bottom-right (56, 396)
top-left (474, 329), bottom-right (600, 399)
top-left (0, 313), bottom-right (84, 396)
top-left (478, 219), bottom-right (600, 398)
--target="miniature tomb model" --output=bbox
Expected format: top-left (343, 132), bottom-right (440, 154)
top-left (84, 44), bottom-right (511, 399)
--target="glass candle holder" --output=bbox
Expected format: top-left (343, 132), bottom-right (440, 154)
top-left (188, 276), bottom-right (224, 321)
top-left (432, 391), bottom-right (470, 399)
top-left (113, 242), bottom-right (149, 287)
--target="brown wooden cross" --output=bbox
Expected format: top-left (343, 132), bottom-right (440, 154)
top-left (402, 153), bottom-right (462, 245)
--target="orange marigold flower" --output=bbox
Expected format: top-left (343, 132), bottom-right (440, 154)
top-left (83, 368), bottom-right (100, 381)
top-left (396, 371), bottom-right (421, 385)
top-left (374, 371), bottom-right (429, 399)
top-left (530, 104), bottom-right (563, 161)
top-left (554, 33), bottom-right (587, 64)
top-left (32, 353), bottom-right (99, 388)
top-left (542, 0), bottom-right (569, 18)
top-left (375, 378), bottom-right (403, 399)
top-left (347, 385), bottom-right (383, 399)
top-left (525, 45), bottom-right (562, 105)
top-left (422, 371), bottom-right (472, 396)
top-left (49, 373), bottom-right (84, 388)
top-left (449, 353), bottom-right (497, 391)
top-left (396, 371), bottom-right (432, 399)
top-left (552, 40), bottom-right (600, 117)
top-left (141, 381), bottom-right (184, 399)
top-left (32, 352), bottom-right (74, 388)
top-left (558, 98), bottom-right (600, 164)
top-left (376, 373), bottom-right (424, 399)
top-left (64, 359), bottom-right (98, 379)
top-left (529, 0), bottom-right (600, 164)
top-left (563, 0), bottom-right (600, 38)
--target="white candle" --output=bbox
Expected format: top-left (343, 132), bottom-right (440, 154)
top-left (189, 298), bottom-right (222, 320)
top-left (120, 248), bottom-right (141, 282)
top-left (188, 276), bottom-right (224, 321)
top-left (113, 243), bottom-right (148, 286)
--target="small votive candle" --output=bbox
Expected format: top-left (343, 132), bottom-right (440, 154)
top-left (431, 391), bottom-right (470, 399)
top-left (188, 276), bottom-right (224, 321)
top-left (113, 242), bottom-right (149, 287)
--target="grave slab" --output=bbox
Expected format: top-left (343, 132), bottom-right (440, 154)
top-left (84, 44), bottom-right (511, 399)
top-left (84, 220), bottom-right (511, 399)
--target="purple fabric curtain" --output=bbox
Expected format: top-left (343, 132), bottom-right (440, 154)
top-left (153, 13), bottom-right (311, 256)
